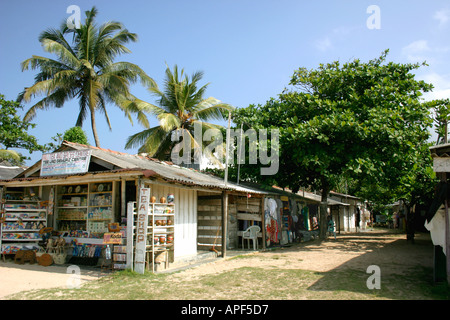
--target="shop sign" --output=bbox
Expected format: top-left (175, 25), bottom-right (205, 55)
top-left (40, 150), bottom-right (91, 176)
top-left (134, 187), bottom-right (150, 274)
top-left (103, 232), bottom-right (122, 244)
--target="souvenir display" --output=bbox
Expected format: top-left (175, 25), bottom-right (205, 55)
top-left (56, 182), bottom-right (114, 235)
top-left (146, 202), bottom-right (175, 272)
top-left (0, 191), bottom-right (47, 256)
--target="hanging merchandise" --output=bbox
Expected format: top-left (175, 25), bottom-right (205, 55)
top-left (265, 198), bottom-right (277, 219)
top-left (266, 218), bottom-right (279, 244)
top-left (312, 216), bottom-right (319, 230)
top-left (105, 244), bottom-right (111, 260)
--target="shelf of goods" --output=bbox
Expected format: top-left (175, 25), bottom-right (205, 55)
top-left (56, 182), bottom-right (114, 237)
top-left (1, 196), bottom-right (48, 255)
top-left (149, 203), bottom-right (175, 272)
top-left (130, 202), bottom-right (175, 272)
top-left (113, 245), bottom-right (127, 270)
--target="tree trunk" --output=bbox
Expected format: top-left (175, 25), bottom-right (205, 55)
top-left (90, 106), bottom-right (101, 147)
top-left (319, 185), bottom-right (330, 240)
top-left (406, 203), bottom-right (415, 244)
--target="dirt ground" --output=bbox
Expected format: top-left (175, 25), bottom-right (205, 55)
top-left (0, 229), bottom-right (435, 299)
top-left (168, 229), bottom-right (434, 282)
top-left (0, 259), bottom-right (108, 299)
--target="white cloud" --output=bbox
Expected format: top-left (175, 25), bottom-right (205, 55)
top-left (433, 8), bottom-right (450, 26)
top-left (402, 40), bottom-right (432, 63)
top-left (421, 72), bottom-right (450, 101)
top-left (315, 36), bottom-right (333, 52)
top-left (402, 39), bottom-right (450, 65)
top-left (314, 26), bottom-right (359, 52)
top-left (403, 40), bottom-right (431, 52)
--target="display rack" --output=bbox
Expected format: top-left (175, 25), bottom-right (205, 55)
top-left (148, 203), bottom-right (175, 272)
top-left (56, 182), bottom-right (115, 236)
top-left (105, 225), bottom-right (127, 270)
top-left (0, 190), bottom-right (48, 255)
top-left (127, 201), bottom-right (175, 272)
top-left (113, 244), bottom-right (127, 270)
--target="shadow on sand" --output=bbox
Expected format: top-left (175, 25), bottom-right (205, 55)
top-left (295, 231), bottom-right (449, 299)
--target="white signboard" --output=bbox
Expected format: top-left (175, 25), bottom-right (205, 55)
top-left (134, 187), bottom-right (150, 274)
top-left (40, 150), bottom-right (91, 176)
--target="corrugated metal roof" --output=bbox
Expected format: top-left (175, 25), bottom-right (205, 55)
top-left (429, 143), bottom-right (450, 158)
top-left (3, 142), bottom-right (357, 204)
top-left (0, 165), bottom-right (25, 180)
top-left (9, 141), bottom-right (270, 195)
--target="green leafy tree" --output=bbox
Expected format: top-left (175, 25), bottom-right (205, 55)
top-left (0, 94), bottom-right (46, 165)
top-left (428, 98), bottom-right (450, 144)
top-left (46, 126), bottom-right (90, 151)
top-left (17, 6), bottom-right (154, 147)
top-left (124, 64), bottom-right (234, 164)
top-left (63, 126), bottom-right (89, 145)
top-left (233, 50), bottom-right (434, 239)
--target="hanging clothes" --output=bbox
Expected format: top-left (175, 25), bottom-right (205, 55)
top-left (265, 198), bottom-right (278, 219)
top-left (266, 218), bottom-right (279, 244)
top-left (312, 216), bottom-right (319, 230)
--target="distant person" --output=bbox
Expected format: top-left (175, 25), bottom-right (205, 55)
top-left (356, 208), bottom-right (361, 232)
top-left (327, 216), bottom-right (336, 240)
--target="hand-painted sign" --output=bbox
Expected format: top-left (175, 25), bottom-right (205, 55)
top-left (40, 150), bottom-right (91, 176)
top-left (134, 187), bottom-right (150, 274)
top-left (103, 232), bottom-right (123, 244)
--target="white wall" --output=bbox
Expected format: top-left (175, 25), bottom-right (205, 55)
top-left (149, 183), bottom-right (198, 259)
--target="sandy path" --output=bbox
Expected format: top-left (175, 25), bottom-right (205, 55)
top-left (169, 230), bottom-right (433, 282)
top-left (0, 261), bottom-right (107, 299)
top-left (0, 230), bottom-right (434, 299)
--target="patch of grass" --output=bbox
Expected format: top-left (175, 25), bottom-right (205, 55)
top-left (7, 265), bottom-right (448, 300)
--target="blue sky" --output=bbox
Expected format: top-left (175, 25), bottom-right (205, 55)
top-left (1, 0), bottom-right (449, 166)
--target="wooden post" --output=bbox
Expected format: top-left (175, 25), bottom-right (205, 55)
top-left (446, 198), bottom-right (450, 285)
top-left (261, 196), bottom-right (266, 250)
top-left (126, 201), bottom-right (135, 270)
top-left (121, 179), bottom-right (126, 219)
top-left (337, 206), bottom-right (341, 234)
top-left (222, 191), bottom-right (228, 258)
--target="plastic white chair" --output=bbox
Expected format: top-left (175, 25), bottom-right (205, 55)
top-left (241, 225), bottom-right (261, 250)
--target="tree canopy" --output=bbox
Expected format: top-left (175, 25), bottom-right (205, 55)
top-left (0, 94), bottom-right (46, 165)
top-left (124, 64), bottom-right (234, 165)
top-left (232, 50), bottom-right (435, 238)
top-left (17, 6), bottom-right (154, 147)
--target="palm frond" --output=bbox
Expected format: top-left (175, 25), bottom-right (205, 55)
top-left (97, 93), bottom-right (112, 130)
top-left (158, 112), bottom-right (181, 131)
top-left (40, 38), bottom-right (80, 69)
top-left (125, 126), bottom-right (167, 155)
top-left (194, 98), bottom-right (234, 121)
top-left (23, 87), bottom-right (72, 121)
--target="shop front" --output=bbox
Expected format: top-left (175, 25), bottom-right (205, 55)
top-left (0, 141), bottom-right (236, 272)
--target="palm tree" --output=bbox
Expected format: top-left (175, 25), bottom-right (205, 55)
top-left (124, 64), bottom-right (234, 166)
top-left (17, 6), bottom-right (155, 147)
